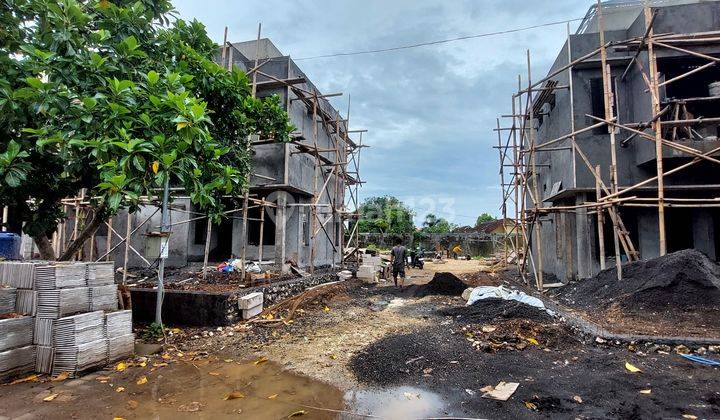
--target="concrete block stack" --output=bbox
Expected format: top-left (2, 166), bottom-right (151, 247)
top-left (238, 292), bottom-right (264, 319)
top-left (0, 260), bottom-right (133, 379)
top-left (357, 255), bottom-right (383, 282)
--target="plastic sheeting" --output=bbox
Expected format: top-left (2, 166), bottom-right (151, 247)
top-left (466, 285), bottom-right (551, 314)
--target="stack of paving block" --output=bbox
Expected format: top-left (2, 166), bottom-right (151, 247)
top-left (0, 286), bottom-right (16, 315)
top-left (0, 261), bottom-right (42, 316)
top-left (47, 311), bottom-right (107, 376)
top-left (0, 316), bottom-right (35, 380)
top-left (86, 263), bottom-right (118, 312)
top-left (105, 310), bottom-right (134, 363)
top-left (35, 264), bottom-right (90, 319)
top-left (238, 292), bottom-right (264, 320)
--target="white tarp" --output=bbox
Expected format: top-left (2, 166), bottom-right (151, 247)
top-left (466, 285), bottom-right (550, 314)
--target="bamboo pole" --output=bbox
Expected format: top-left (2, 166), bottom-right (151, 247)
top-left (595, 165), bottom-right (607, 271)
top-left (527, 50), bottom-right (543, 290)
top-left (645, 4), bottom-right (667, 256)
top-left (309, 93), bottom-right (319, 273)
top-left (122, 211), bottom-right (131, 284)
top-left (105, 218), bottom-right (113, 261)
top-left (497, 118), bottom-right (508, 262)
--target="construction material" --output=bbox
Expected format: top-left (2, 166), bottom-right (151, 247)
top-left (0, 286), bottom-right (16, 315)
top-left (0, 345), bottom-right (36, 380)
top-left (89, 285), bottom-right (119, 312)
top-left (413, 272), bottom-right (468, 297)
top-left (34, 318), bottom-right (53, 346)
top-left (15, 290), bottom-right (36, 316)
top-left (53, 311), bottom-right (105, 347)
top-left (238, 292), bottom-right (263, 310)
top-left (52, 338), bottom-right (108, 377)
top-left (35, 346), bottom-right (54, 374)
top-left (35, 264), bottom-right (87, 290)
top-left (0, 317), bottom-right (34, 352)
top-left (105, 310), bottom-right (132, 338)
top-left (85, 262), bottom-right (115, 286)
top-left (482, 381), bottom-right (519, 401)
top-left (439, 298), bottom-right (551, 324)
top-left (107, 334), bottom-right (134, 363)
top-left (0, 261), bottom-right (38, 289)
top-left (681, 354), bottom-right (720, 367)
top-left (37, 287), bottom-right (90, 319)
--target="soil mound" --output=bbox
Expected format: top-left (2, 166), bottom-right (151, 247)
top-left (553, 249), bottom-right (720, 311)
top-left (438, 298), bottom-right (552, 323)
top-left (413, 272), bottom-right (467, 297)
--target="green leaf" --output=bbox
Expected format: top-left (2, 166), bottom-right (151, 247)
top-left (147, 71), bottom-right (159, 85)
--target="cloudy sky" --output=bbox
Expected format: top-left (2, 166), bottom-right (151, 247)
top-left (174, 0), bottom-right (593, 226)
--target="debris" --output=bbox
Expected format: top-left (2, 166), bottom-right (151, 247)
top-left (223, 391), bottom-right (245, 400)
top-left (680, 354), bottom-right (720, 366)
top-left (640, 389), bottom-right (652, 395)
top-left (254, 356), bottom-right (269, 365)
top-left (178, 402), bottom-right (203, 412)
top-left (481, 381), bottom-right (519, 401)
top-left (466, 285), bottom-right (548, 310)
top-left (465, 389), bottom-right (476, 396)
top-left (524, 401), bottom-right (538, 411)
top-left (413, 272), bottom-right (468, 297)
top-left (51, 372), bottom-right (70, 382)
top-left (573, 395), bottom-right (583, 404)
top-left (481, 325), bottom-right (497, 333)
top-left (268, 394), bottom-right (278, 399)
top-left (116, 387), bottom-right (125, 393)
top-left (9, 374), bottom-right (39, 385)
top-left (674, 345), bottom-right (690, 355)
top-left (287, 410), bottom-right (307, 418)
top-left (625, 362), bottom-right (642, 373)
top-left (439, 298), bottom-right (552, 324)
top-left (682, 414), bottom-right (698, 419)
top-left (43, 393), bottom-right (59, 402)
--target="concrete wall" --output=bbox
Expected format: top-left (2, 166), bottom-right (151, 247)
top-left (526, 1), bottom-right (720, 281)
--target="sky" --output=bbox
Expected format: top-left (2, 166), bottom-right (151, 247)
top-left (173, 0), bottom-right (593, 227)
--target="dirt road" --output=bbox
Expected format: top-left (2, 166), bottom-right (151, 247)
top-left (2, 260), bottom-right (719, 419)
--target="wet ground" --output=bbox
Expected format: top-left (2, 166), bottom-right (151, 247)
top-left (3, 260), bottom-right (720, 419)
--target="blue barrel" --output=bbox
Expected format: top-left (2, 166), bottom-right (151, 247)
top-left (0, 232), bottom-right (21, 260)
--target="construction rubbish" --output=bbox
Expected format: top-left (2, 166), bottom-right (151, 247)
top-left (466, 285), bottom-right (547, 310)
top-left (217, 259), bottom-right (262, 274)
top-left (0, 261), bottom-right (133, 379)
top-left (250, 281), bottom-right (345, 325)
top-left (481, 381), bottom-right (519, 401)
top-left (337, 270), bottom-right (353, 281)
top-left (357, 254), bottom-right (386, 282)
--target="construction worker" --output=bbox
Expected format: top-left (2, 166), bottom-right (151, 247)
top-left (452, 244), bottom-right (463, 259)
top-left (390, 237), bottom-right (407, 288)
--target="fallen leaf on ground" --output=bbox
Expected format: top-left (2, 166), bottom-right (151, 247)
top-left (113, 417), bottom-right (126, 420)
top-left (422, 368), bottom-right (434, 374)
top-left (525, 337), bottom-right (539, 346)
top-left (96, 376), bottom-right (111, 382)
top-left (136, 376), bottom-right (148, 385)
top-left (138, 361), bottom-right (147, 367)
top-left (323, 306), bottom-right (330, 313)
top-left (254, 356), bottom-right (269, 365)
top-left (573, 395), bottom-right (583, 404)
top-left (116, 362), bottom-right (127, 372)
top-left (153, 363), bottom-right (168, 368)
top-left (268, 394), bottom-right (278, 399)
top-left (329, 354), bottom-right (337, 360)
top-left (224, 359), bottom-right (233, 363)
top-left (116, 387), bottom-right (125, 393)
top-left (223, 391), bottom-right (245, 400)
top-left (640, 389), bottom-right (652, 395)
top-left (10, 374), bottom-right (39, 385)
top-left (208, 372), bottom-right (221, 376)
top-left (625, 362), bottom-right (642, 373)
top-left (481, 325), bottom-right (496, 333)
top-left (43, 393), bottom-right (59, 402)
top-left (127, 400), bottom-right (139, 410)
top-left (288, 410), bottom-right (307, 418)
top-left (524, 401), bottom-right (538, 411)
top-left (51, 372), bottom-right (70, 382)
top-left (161, 354), bottom-right (171, 360)
top-left (682, 415), bottom-right (698, 419)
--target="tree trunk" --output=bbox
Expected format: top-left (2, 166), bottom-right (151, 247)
top-left (58, 211), bottom-right (106, 261)
top-left (34, 233), bottom-right (56, 260)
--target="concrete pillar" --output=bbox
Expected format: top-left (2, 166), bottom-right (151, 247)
top-left (638, 210), bottom-right (660, 260)
top-left (575, 193), bottom-right (597, 279)
top-left (692, 209), bottom-right (716, 260)
top-left (274, 192), bottom-right (287, 271)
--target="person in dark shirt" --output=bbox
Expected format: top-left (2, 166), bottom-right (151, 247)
top-left (390, 237), bottom-right (407, 288)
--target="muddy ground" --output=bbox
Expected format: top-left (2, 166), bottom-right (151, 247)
top-left (2, 259), bottom-right (719, 419)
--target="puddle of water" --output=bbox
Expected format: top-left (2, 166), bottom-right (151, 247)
top-left (129, 358), bottom-right (344, 419)
top-left (344, 386), bottom-right (450, 419)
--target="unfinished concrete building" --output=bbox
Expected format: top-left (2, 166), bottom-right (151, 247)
top-left (50, 38), bottom-right (365, 273)
top-left (496, 0), bottom-right (720, 286)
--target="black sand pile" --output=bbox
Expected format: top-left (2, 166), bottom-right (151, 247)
top-left (412, 272), bottom-right (468, 297)
top-left (438, 298), bottom-right (552, 323)
top-left (553, 249), bottom-right (720, 311)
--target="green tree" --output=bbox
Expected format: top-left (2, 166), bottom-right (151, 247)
top-left (356, 196), bottom-right (414, 234)
top-left (0, 0), bottom-right (293, 259)
top-left (422, 213), bottom-right (456, 234)
top-left (475, 213), bottom-right (496, 227)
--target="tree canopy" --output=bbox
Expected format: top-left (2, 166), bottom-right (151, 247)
top-left (421, 213), bottom-right (456, 234)
top-left (356, 196), bottom-right (415, 235)
top-left (0, 0), bottom-right (293, 259)
top-left (476, 213), bottom-right (496, 227)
